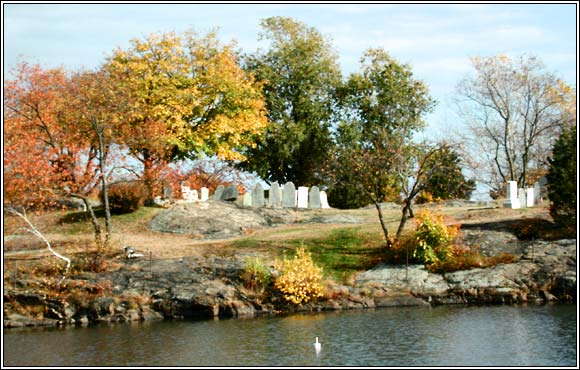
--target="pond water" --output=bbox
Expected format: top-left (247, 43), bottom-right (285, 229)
top-left (3, 304), bottom-right (577, 367)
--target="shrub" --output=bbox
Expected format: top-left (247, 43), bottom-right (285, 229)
top-left (273, 247), bottom-right (324, 305)
top-left (240, 257), bottom-right (272, 293)
top-left (412, 210), bottom-right (459, 265)
top-left (105, 182), bottom-right (146, 214)
top-left (547, 125), bottom-right (576, 229)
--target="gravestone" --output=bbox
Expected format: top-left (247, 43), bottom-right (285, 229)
top-left (243, 193), bottom-right (253, 206)
top-left (200, 187), bottom-right (209, 201)
top-left (213, 185), bottom-right (224, 201)
top-left (269, 182), bottom-right (282, 207)
top-left (181, 185), bottom-right (192, 202)
top-left (308, 186), bottom-right (321, 208)
top-left (191, 189), bottom-right (199, 201)
top-left (252, 183), bottom-right (265, 207)
top-left (222, 185), bottom-right (239, 201)
top-left (282, 182), bottom-right (297, 208)
top-left (297, 186), bottom-right (309, 208)
top-left (533, 182), bottom-right (541, 204)
top-left (526, 187), bottom-right (534, 207)
top-left (503, 181), bottom-right (520, 209)
top-left (163, 185), bottom-right (173, 199)
top-left (518, 188), bottom-right (526, 209)
top-left (320, 191), bottom-right (330, 209)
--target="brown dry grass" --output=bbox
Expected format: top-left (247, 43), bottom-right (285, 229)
top-left (3, 201), bottom-right (556, 263)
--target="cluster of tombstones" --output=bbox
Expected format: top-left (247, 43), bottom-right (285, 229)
top-left (503, 180), bottom-right (543, 209)
top-left (162, 181), bottom-right (330, 209)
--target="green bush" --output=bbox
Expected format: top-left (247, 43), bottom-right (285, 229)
top-left (412, 210), bottom-right (459, 265)
top-left (104, 182), bottom-right (145, 214)
top-left (240, 257), bottom-right (272, 293)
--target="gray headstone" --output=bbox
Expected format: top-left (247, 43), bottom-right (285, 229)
top-left (243, 193), bottom-right (252, 206)
top-left (252, 183), bottom-right (265, 207)
top-left (268, 182), bottom-right (282, 207)
top-left (282, 182), bottom-right (297, 208)
top-left (518, 188), bottom-right (526, 208)
top-left (163, 185), bottom-right (173, 199)
top-left (222, 184), bottom-right (239, 201)
top-left (533, 182), bottom-right (542, 204)
top-left (309, 186), bottom-right (321, 208)
top-left (213, 185), bottom-right (224, 201)
top-left (320, 191), bottom-right (330, 209)
top-left (200, 187), bottom-right (209, 201)
top-left (297, 186), bottom-right (309, 208)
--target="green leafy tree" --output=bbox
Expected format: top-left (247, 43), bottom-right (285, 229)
top-left (417, 144), bottom-right (476, 203)
top-left (325, 49), bottom-right (435, 246)
top-left (327, 48), bottom-right (435, 209)
top-left (240, 17), bottom-right (342, 186)
top-left (546, 125), bottom-right (576, 228)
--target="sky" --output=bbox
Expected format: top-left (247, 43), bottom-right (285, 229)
top-left (2, 1), bottom-right (578, 198)
top-left (3, 2), bottom-right (577, 131)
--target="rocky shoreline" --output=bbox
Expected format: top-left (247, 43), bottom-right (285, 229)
top-left (4, 236), bottom-right (576, 329)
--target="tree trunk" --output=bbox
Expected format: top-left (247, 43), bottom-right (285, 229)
top-left (396, 200), bottom-right (412, 239)
top-left (373, 201), bottom-right (392, 248)
top-left (8, 208), bottom-right (71, 286)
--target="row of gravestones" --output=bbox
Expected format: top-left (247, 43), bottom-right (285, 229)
top-left (503, 181), bottom-right (543, 209)
top-left (167, 182), bottom-right (330, 209)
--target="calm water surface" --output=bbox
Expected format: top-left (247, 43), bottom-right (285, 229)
top-left (3, 304), bottom-right (577, 367)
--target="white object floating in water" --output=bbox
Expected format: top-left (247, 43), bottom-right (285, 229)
top-left (314, 337), bottom-right (321, 353)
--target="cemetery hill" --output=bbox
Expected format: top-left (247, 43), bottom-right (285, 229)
top-left (3, 18), bottom-right (576, 327)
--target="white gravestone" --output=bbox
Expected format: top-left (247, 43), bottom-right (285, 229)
top-left (503, 181), bottom-right (520, 209)
top-left (297, 186), bottom-right (309, 208)
top-left (181, 185), bottom-right (192, 202)
top-left (200, 187), bottom-right (209, 201)
top-left (526, 187), bottom-right (534, 207)
top-left (518, 188), bottom-right (526, 209)
top-left (243, 193), bottom-right (252, 206)
top-left (320, 191), bottom-right (330, 209)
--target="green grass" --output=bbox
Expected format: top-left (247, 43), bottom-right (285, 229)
top-left (231, 226), bottom-right (386, 283)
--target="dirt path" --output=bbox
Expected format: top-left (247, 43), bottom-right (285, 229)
top-left (3, 202), bottom-right (553, 262)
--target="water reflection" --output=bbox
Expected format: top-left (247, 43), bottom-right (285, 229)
top-left (3, 304), bottom-right (577, 367)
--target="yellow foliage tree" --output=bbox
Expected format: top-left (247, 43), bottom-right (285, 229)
top-left (104, 30), bottom-right (268, 198)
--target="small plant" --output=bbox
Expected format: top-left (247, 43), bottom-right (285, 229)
top-left (240, 256), bottom-right (272, 293)
top-left (273, 247), bottom-right (324, 305)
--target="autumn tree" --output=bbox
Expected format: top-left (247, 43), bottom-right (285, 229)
top-left (4, 63), bottom-right (124, 249)
top-left (104, 30), bottom-right (268, 200)
top-left (456, 54), bottom-right (571, 195)
top-left (4, 63), bottom-right (100, 209)
top-left (66, 69), bottom-right (126, 246)
top-left (240, 17), bottom-right (342, 186)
